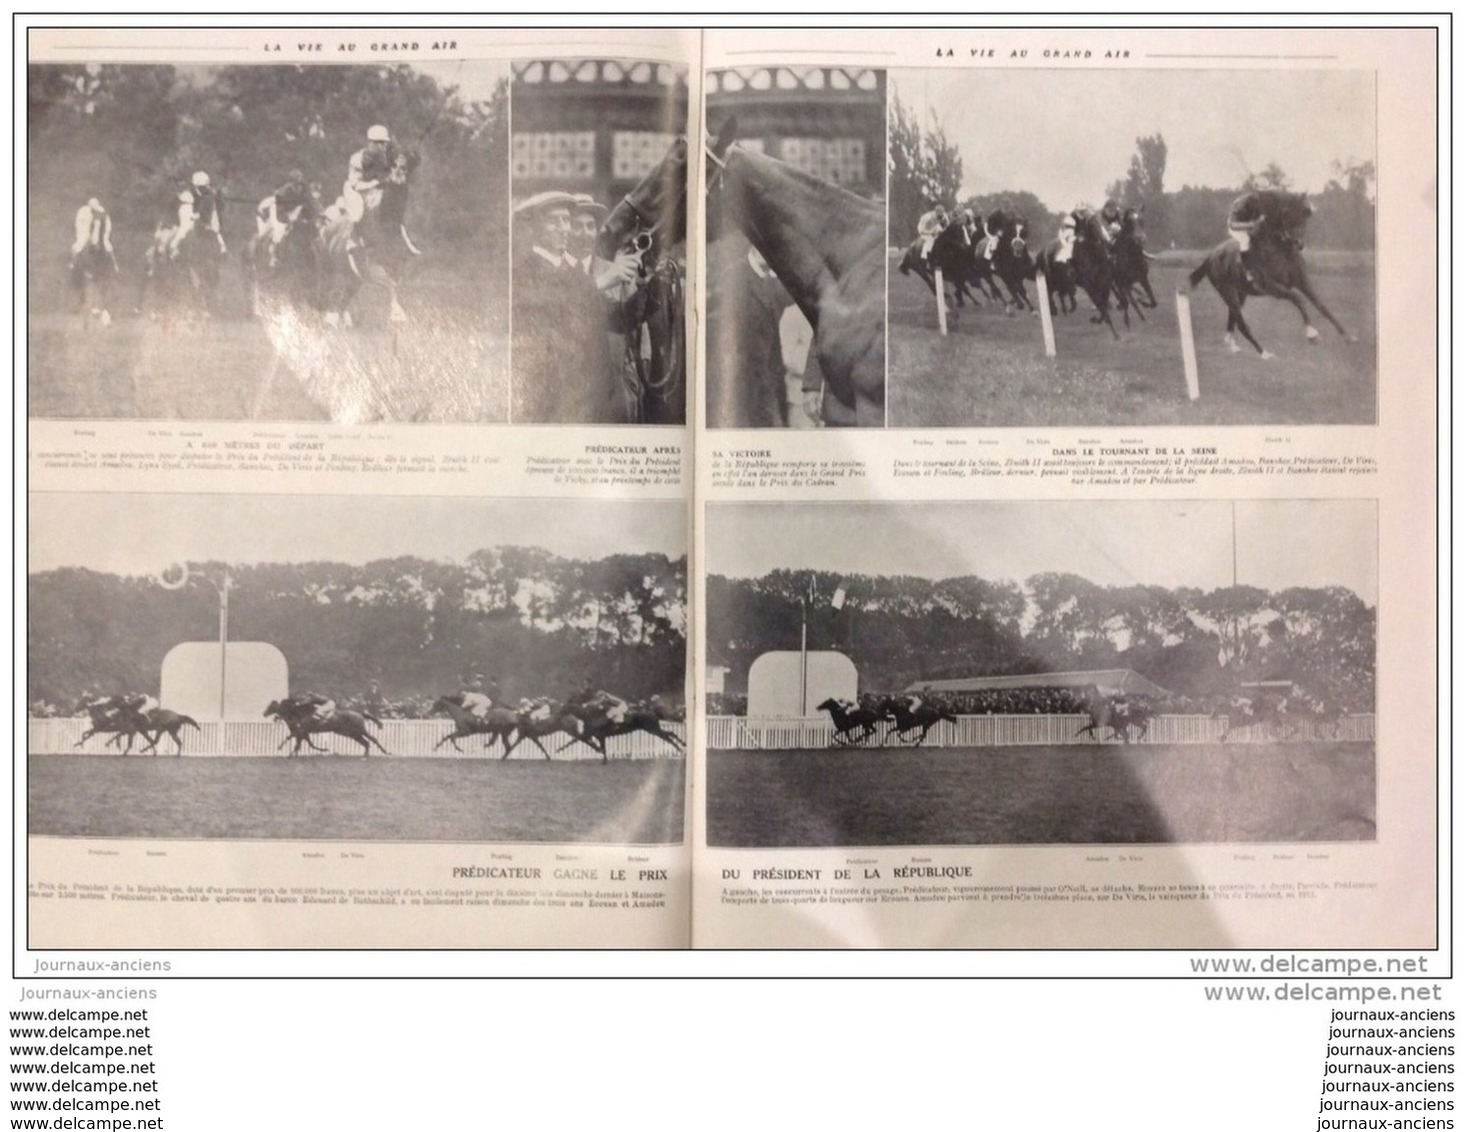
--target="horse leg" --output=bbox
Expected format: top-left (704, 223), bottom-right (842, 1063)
top-left (75, 727), bottom-right (97, 748)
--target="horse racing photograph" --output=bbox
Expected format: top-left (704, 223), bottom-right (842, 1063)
top-left (886, 69), bottom-right (1377, 427)
top-left (28, 493), bottom-right (688, 845)
top-left (509, 59), bottom-right (689, 425)
top-left (704, 66), bottom-right (888, 428)
top-left (28, 60), bottom-right (511, 423)
top-left (704, 499), bottom-right (1378, 848)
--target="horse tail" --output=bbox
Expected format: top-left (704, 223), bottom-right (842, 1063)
top-left (363, 711), bottom-right (383, 727)
top-left (182, 716), bottom-right (201, 730)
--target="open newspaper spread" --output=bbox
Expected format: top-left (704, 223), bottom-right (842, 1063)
top-left (22, 24), bottom-right (1438, 962)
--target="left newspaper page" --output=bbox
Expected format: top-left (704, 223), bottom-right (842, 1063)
top-left (24, 26), bottom-right (697, 957)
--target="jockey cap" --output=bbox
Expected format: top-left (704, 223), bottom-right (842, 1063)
top-left (367, 124), bottom-right (390, 142)
top-left (192, 171), bottom-right (210, 187)
top-left (178, 189), bottom-right (193, 203)
top-left (513, 190), bottom-right (577, 219)
top-left (287, 168), bottom-right (304, 182)
top-left (570, 192), bottom-right (607, 218)
top-left (87, 197), bottom-right (104, 213)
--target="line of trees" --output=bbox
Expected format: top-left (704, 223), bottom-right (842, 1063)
top-left (707, 570), bottom-right (1375, 710)
top-left (887, 106), bottom-right (1376, 251)
top-left (29, 549), bottom-right (686, 710)
top-left (28, 63), bottom-right (509, 308)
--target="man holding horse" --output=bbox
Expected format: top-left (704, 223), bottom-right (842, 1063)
top-left (512, 190), bottom-right (622, 423)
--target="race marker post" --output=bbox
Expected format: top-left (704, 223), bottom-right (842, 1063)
top-left (1036, 269), bottom-right (1057, 358)
top-left (934, 267), bottom-right (948, 335)
top-left (1175, 287), bottom-right (1200, 400)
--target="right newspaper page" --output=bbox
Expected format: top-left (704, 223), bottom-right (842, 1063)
top-left (691, 24), bottom-right (1438, 955)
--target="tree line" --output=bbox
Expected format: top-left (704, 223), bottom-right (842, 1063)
top-left (28, 63), bottom-right (509, 309)
top-left (887, 89), bottom-right (1375, 252)
top-left (706, 570), bottom-right (1375, 710)
top-left (29, 548), bottom-right (686, 709)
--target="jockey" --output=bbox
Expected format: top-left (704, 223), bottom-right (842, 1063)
top-left (517, 697), bottom-right (553, 722)
top-left (342, 124), bottom-right (398, 248)
top-left (260, 168), bottom-right (316, 253)
top-left (121, 692), bottom-right (159, 729)
top-left (299, 691), bottom-right (336, 723)
top-left (1100, 198), bottom-right (1124, 240)
top-left (459, 674), bottom-right (496, 720)
top-left (916, 204), bottom-right (949, 262)
top-left (577, 685), bottom-right (629, 726)
top-left (1054, 212), bottom-right (1077, 263)
top-left (170, 171), bottom-right (226, 257)
top-left (1227, 189), bottom-right (1291, 285)
top-left (70, 197), bottom-right (115, 266)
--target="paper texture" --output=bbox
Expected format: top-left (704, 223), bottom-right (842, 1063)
top-left (22, 23), bottom-right (1438, 960)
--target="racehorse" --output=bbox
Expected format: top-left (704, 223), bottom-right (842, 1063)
top-left (264, 699), bottom-right (390, 757)
top-left (601, 136), bottom-right (689, 425)
top-left (134, 709), bottom-right (202, 755)
top-left (1070, 210), bottom-right (1126, 338)
top-left (74, 697), bottom-right (186, 749)
top-left (430, 696), bottom-right (518, 756)
top-left (898, 219), bottom-right (987, 319)
top-left (1187, 194), bottom-right (1352, 357)
top-left (69, 242), bottom-right (116, 328)
top-left (706, 127), bottom-right (885, 427)
top-left (1112, 207), bottom-right (1158, 313)
top-left (319, 151), bottom-right (419, 328)
top-left (816, 697), bottom-right (889, 747)
top-left (884, 699), bottom-right (959, 747)
top-left (1213, 695), bottom-right (1288, 742)
top-left (1074, 688), bottom-right (1150, 745)
top-left (559, 701), bottom-right (684, 763)
top-left (246, 202), bottom-right (322, 317)
top-left (1034, 237), bottom-right (1079, 316)
top-left (986, 210), bottom-right (1038, 315)
top-left (502, 702), bottom-right (589, 760)
top-left (175, 223), bottom-right (224, 317)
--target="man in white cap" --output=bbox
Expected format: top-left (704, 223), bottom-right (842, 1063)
top-left (70, 197), bottom-right (114, 267)
top-left (512, 190), bottom-right (619, 423)
top-left (169, 171), bottom-right (226, 257)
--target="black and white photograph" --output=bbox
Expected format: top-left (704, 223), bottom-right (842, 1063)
top-left (28, 60), bottom-right (510, 423)
top-left (887, 69), bottom-right (1377, 427)
top-left (28, 494), bottom-right (687, 845)
top-left (704, 66), bottom-right (887, 428)
top-left (509, 59), bottom-right (688, 425)
top-left (705, 500), bottom-right (1377, 848)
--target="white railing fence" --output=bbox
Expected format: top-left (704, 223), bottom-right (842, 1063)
top-left (704, 713), bottom-right (1375, 750)
top-left (28, 718), bottom-right (686, 761)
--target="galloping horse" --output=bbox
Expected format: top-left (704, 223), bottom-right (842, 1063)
top-left (319, 151), bottom-right (419, 327)
top-left (1112, 207), bottom-right (1158, 314)
top-left (898, 219), bottom-right (986, 317)
top-left (72, 700), bottom-right (199, 755)
top-left (986, 210), bottom-right (1037, 314)
top-left (816, 698), bottom-right (888, 747)
top-left (246, 206), bottom-right (322, 317)
top-left (502, 702), bottom-right (588, 760)
top-left (558, 702), bottom-right (684, 763)
top-left (1035, 235), bottom-right (1080, 316)
top-left (264, 699), bottom-right (390, 757)
top-left (1071, 210), bottom-right (1126, 338)
top-left (1187, 193), bottom-right (1351, 357)
top-left (706, 128), bottom-right (885, 427)
top-left (1074, 688), bottom-right (1150, 745)
top-left (69, 242), bottom-right (116, 328)
top-left (430, 696), bottom-right (518, 756)
top-left (601, 136), bottom-right (689, 425)
top-left (885, 699), bottom-right (959, 747)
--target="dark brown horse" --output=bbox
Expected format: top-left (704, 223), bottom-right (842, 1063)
top-left (706, 129), bottom-right (885, 427)
top-left (884, 699), bottom-right (959, 747)
top-left (1188, 198), bottom-right (1352, 357)
top-left (601, 136), bottom-right (688, 425)
top-left (264, 699), bottom-right (390, 757)
top-left (816, 697), bottom-right (888, 747)
top-left (430, 696), bottom-right (518, 756)
top-left (319, 152), bottom-right (419, 328)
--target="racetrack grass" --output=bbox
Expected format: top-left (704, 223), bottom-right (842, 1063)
top-left (706, 742), bottom-right (1375, 847)
top-left (28, 755), bottom-right (685, 844)
top-left (29, 267), bottom-right (508, 423)
top-left (887, 256), bottom-right (1376, 428)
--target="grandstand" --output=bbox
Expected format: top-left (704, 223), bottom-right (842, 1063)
top-left (906, 668), bottom-right (1174, 699)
